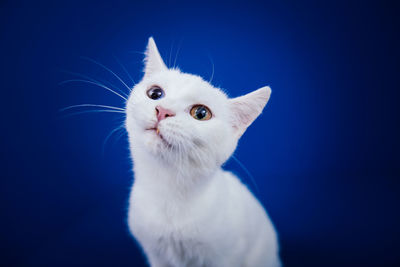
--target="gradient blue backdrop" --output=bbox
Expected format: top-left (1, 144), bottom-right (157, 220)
top-left (1, 0), bottom-right (399, 266)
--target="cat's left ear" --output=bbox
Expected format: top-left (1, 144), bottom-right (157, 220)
top-left (229, 86), bottom-right (271, 138)
top-left (143, 37), bottom-right (167, 78)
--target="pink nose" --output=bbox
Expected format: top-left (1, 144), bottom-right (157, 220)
top-left (155, 106), bottom-right (175, 121)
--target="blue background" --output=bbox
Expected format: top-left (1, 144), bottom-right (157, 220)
top-left (1, 0), bottom-right (399, 266)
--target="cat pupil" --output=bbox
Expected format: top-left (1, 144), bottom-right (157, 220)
top-left (151, 90), bottom-right (162, 99)
top-left (190, 105), bottom-right (211, 121)
top-left (150, 89), bottom-right (162, 99)
top-left (196, 107), bottom-right (207, 119)
top-left (147, 86), bottom-right (164, 100)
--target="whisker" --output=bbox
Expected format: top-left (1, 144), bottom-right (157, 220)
top-left (61, 70), bottom-right (129, 98)
top-left (59, 79), bottom-right (128, 101)
top-left (60, 104), bottom-right (125, 112)
top-left (127, 50), bottom-right (146, 55)
top-left (113, 56), bottom-right (135, 86)
top-left (173, 38), bottom-right (183, 68)
top-left (115, 128), bottom-right (127, 142)
top-left (207, 55), bottom-right (215, 84)
top-left (231, 155), bottom-right (260, 194)
top-left (61, 70), bottom-right (98, 83)
top-left (59, 109), bottom-right (125, 119)
top-left (168, 40), bottom-right (174, 68)
top-left (102, 125), bottom-right (125, 155)
top-left (81, 57), bottom-right (132, 93)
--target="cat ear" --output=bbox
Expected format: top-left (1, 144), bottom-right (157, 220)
top-left (143, 37), bottom-right (167, 77)
top-left (229, 86), bottom-right (271, 138)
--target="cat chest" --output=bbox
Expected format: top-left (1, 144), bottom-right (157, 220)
top-left (131, 201), bottom-right (203, 240)
top-left (132, 212), bottom-right (211, 264)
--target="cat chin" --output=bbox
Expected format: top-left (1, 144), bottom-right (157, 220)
top-left (145, 128), bottom-right (170, 145)
top-left (141, 129), bottom-right (173, 152)
top-left (134, 131), bottom-right (214, 171)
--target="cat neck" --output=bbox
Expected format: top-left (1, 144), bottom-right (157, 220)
top-left (132, 149), bottom-right (218, 200)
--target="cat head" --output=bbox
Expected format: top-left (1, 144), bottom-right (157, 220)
top-left (126, 37), bottom-right (271, 173)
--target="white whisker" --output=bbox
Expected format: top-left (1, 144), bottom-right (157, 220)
top-left (60, 104), bottom-right (125, 112)
top-left (59, 79), bottom-right (128, 101)
top-left (173, 38), bottom-right (183, 68)
top-left (127, 50), bottom-right (146, 55)
top-left (168, 40), bottom-right (174, 68)
top-left (61, 70), bottom-right (98, 83)
top-left (208, 55), bottom-right (215, 84)
top-left (102, 125), bottom-right (126, 155)
top-left (61, 70), bottom-right (129, 98)
top-left (113, 56), bottom-right (135, 87)
top-left (81, 57), bottom-right (132, 93)
top-left (60, 109), bottom-right (125, 119)
top-left (231, 155), bottom-right (260, 194)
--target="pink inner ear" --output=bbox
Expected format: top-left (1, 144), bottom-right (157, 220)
top-left (235, 110), bottom-right (253, 129)
top-left (229, 87), bottom-right (271, 137)
top-left (231, 101), bottom-right (260, 130)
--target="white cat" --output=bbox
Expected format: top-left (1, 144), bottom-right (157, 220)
top-left (126, 37), bottom-right (281, 267)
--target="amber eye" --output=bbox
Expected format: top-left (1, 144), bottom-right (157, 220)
top-left (190, 105), bottom-right (212, 121)
top-left (146, 86), bottom-right (164, 100)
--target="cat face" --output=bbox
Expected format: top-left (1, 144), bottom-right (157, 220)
top-left (125, 37), bottom-right (271, 171)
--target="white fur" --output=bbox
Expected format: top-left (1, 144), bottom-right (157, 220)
top-left (126, 37), bottom-right (280, 267)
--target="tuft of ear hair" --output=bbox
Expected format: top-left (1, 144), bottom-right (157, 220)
top-left (229, 86), bottom-right (271, 138)
top-left (143, 37), bottom-right (167, 78)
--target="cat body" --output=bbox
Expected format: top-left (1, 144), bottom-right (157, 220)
top-left (126, 38), bottom-right (280, 267)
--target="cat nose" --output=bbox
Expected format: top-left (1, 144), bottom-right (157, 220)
top-left (155, 105), bottom-right (175, 121)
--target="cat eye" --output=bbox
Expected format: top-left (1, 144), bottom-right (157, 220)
top-left (147, 86), bottom-right (164, 100)
top-left (190, 105), bottom-right (212, 121)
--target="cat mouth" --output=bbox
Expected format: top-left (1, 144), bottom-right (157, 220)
top-left (146, 127), bottom-right (172, 147)
top-left (147, 127), bottom-right (161, 136)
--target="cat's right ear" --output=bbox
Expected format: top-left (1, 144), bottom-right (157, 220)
top-left (143, 37), bottom-right (167, 78)
top-left (229, 86), bottom-right (271, 138)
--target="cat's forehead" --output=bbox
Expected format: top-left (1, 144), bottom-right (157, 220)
top-left (145, 69), bottom-right (228, 105)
